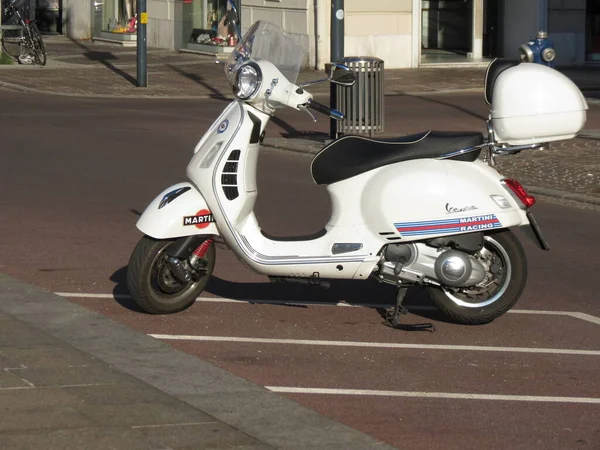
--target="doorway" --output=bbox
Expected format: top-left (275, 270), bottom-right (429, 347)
top-left (587, 0), bottom-right (600, 61)
top-left (421, 0), bottom-right (473, 63)
top-left (483, 0), bottom-right (502, 57)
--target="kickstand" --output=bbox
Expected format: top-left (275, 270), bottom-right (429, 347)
top-left (386, 287), bottom-right (436, 333)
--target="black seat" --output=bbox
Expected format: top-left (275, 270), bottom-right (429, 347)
top-left (310, 130), bottom-right (483, 186)
top-left (484, 58), bottom-right (520, 105)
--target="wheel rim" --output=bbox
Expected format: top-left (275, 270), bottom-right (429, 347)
top-left (33, 34), bottom-right (46, 65)
top-left (146, 243), bottom-right (204, 302)
top-left (441, 235), bottom-right (512, 308)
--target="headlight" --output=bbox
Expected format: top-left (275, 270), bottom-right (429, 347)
top-left (234, 63), bottom-right (262, 100)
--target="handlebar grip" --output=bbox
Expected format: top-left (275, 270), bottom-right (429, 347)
top-left (307, 100), bottom-right (345, 120)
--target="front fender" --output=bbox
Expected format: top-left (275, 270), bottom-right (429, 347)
top-left (136, 182), bottom-right (220, 239)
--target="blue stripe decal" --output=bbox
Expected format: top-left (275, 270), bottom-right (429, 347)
top-left (395, 214), bottom-right (503, 237)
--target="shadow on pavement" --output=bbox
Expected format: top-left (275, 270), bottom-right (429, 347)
top-left (68, 38), bottom-right (138, 87)
top-left (167, 64), bottom-right (229, 101)
top-left (409, 93), bottom-right (488, 122)
top-left (577, 130), bottom-right (600, 141)
top-left (109, 264), bottom-right (447, 323)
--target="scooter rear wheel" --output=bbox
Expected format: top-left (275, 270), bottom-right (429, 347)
top-left (425, 230), bottom-right (527, 325)
top-left (127, 236), bottom-right (216, 314)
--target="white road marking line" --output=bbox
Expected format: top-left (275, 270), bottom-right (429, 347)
top-left (20, 378), bottom-right (35, 387)
top-left (149, 334), bottom-right (600, 356)
top-left (508, 309), bottom-right (600, 326)
top-left (131, 422), bottom-right (219, 429)
top-left (569, 312), bottom-right (600, 326)
top-left (56, 292), bottom-right (132, 299)
top-left (55, 292), bottom-right (600, 326)
top-left (0, 383), bottom-right (113, 391)
top-left (265, 386), bottom-right (600, 404)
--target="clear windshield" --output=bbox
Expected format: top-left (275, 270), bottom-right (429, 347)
top-left (225, 21), bottom-right (304, 87)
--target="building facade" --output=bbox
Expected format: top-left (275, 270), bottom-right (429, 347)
top-left (62, 0), bottom-right (600, 68)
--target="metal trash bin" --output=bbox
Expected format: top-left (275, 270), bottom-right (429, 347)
top-left (336, 56), bottom-right (384, 137)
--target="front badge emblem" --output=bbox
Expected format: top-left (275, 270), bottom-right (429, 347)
top-left (217, 119), bottom-right (229, 134)
top-left (183, 209), bottom-right (215, 229)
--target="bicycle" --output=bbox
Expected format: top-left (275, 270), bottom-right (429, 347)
top-left (1, 0), bottom-right (46, 65)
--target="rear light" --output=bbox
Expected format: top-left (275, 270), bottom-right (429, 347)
top-left (502, 178), bottom-right (536, 208)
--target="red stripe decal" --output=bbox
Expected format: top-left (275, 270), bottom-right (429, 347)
top-left (397, 219), bottom-right (499, 232)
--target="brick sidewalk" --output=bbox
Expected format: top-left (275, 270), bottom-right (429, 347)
top-left (4, 35), bottom-right (600, 98)
top-left (0, 273), bottom-right (392, 450)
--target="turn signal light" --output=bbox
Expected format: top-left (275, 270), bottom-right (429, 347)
top-left (502, 178), bottom-right (536, 208)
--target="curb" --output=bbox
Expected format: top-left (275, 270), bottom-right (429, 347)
top-left (0, 273), bottom-right (394, 450)
top-left (1, 75), bottom-right (597, 102)
top-left (0, 81), bottom-right (225, 99)
top-left (0, 77), bottom-right (485, 100)
top-left (527, 186), bottom-right (600, 206)
top-left (0, 80), bottom-right (31, 92)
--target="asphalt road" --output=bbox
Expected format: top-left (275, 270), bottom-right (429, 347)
top-left (1, 89), bottom-right (599, 449)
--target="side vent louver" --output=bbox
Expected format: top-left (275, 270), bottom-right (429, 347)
top-left (222, 150), bottom-right (240, 200)
top-left (379, 231), bottom-right (401, 241)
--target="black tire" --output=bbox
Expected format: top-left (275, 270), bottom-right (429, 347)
top-left (426, 230), bottom-right (527, 325)
top-left (29, 24), bottom-right (46, 66)
top-left (127, 235), bottom-right (216, 314)
top-left (1, 20), bottom-right (22, 61)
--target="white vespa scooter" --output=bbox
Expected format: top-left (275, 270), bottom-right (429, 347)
top-left (127, 9), bottom-right (588, 330)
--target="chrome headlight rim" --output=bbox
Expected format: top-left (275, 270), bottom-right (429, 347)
top-left (233, 62), bottom-right (262, 100)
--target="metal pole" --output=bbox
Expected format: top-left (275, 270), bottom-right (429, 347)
top-left (330, 0), bottom-right (344, 139)
top-left (539, 0), bottom-right (548, 32)
top-left (137, 0), bottom-right (148, 87)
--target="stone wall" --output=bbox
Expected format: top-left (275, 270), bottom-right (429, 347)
top-left (345, 0), bottom-right (413, 68)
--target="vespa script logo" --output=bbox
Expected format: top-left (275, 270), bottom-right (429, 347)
top-left (446, 203), bottom-right (478, 214)
top-left (183, 209), bottom-right (215, 229)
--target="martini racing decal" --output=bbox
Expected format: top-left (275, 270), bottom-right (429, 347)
top-left (183, 209), bottom-right (215, 229)
top-left (395, 214), bottom-right (502, 237)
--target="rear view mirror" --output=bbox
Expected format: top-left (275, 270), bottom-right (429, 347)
top-left (298, 63), bottom-right (356, 91)
top-left (329, 63), bottom-right (356, 86)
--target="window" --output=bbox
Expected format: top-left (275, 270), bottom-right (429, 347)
top-left (182, 0), bottom-right (239, 52)
top-left (587, 0), bottom-right (600, 60)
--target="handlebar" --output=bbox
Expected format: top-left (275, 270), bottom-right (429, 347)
top-left (306, 99), bottom-right (345, 121)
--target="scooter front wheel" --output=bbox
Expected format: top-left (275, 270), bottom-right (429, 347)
top-left (127, 236), bottom-right (215, 314)
top-left (425, 230), bottom-right (527, 325)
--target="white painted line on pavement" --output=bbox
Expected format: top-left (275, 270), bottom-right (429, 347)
top-left (266, 386), bottom-right (600, 404)
top-left (132, 421), bottom-right (219, 429)
top-left (0, 382), bottom-right (114, 391)
top-left (510, 310), bottom-right (600, 326)
top-left (150, 334), bottom-right (600, 356)
top-left (56, 292), bottom-right (132, 299)
top-left (568, 312), bottom-right (600, 326)
top-left (55, 292), bottom-right (600, 326)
